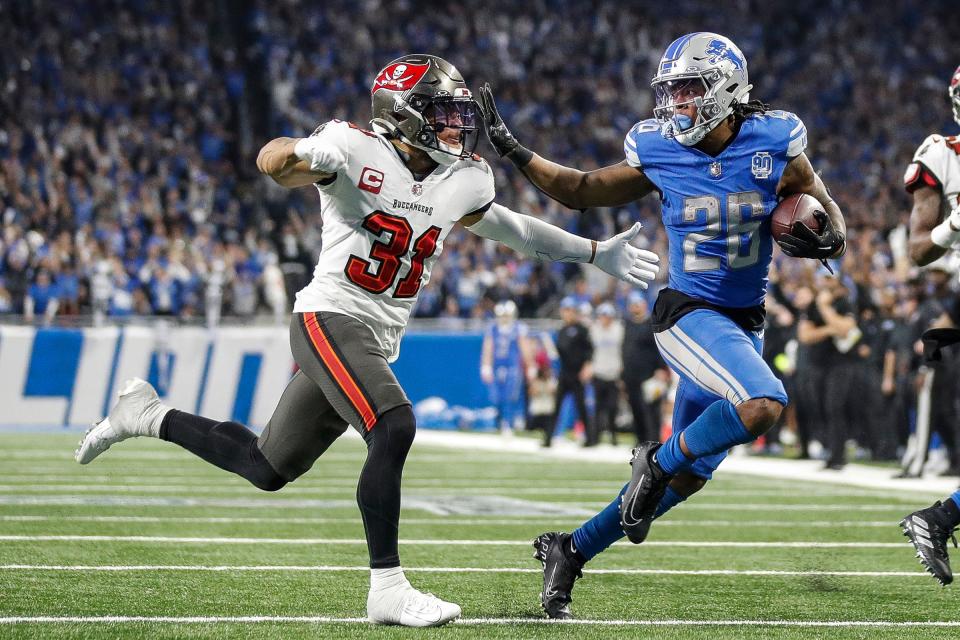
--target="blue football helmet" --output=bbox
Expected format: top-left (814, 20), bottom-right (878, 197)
top-left (651, 33), bottom-right (752, 146)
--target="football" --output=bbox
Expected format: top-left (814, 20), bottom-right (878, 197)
top-left (770, 193), bottom-right (824, 243)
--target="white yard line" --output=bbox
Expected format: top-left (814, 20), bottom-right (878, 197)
top-left (1, 615), bottom-right (957, 627)
top-left (0, 495), bottom-right (923, 511)
top-left (0, 534), bottom-right (910, 548)
top-left (413, 430), bottom-right (955, 495)
top-left (0, 564), bottom-right (927, 577)
top-left (0, 514), bottom-right (904, 527)
top-left (0, 615), bottom-right (958, 627)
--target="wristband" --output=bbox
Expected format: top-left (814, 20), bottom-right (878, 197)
top-left (930, 218), bottom-right (960, 248)
top-left (506, 145), bottom-right (534, 169)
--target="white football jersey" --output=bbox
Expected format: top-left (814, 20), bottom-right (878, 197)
top-left (905, 134), bottom-right (960, 215)
top-left (293, 120), bottom-right (495, 361)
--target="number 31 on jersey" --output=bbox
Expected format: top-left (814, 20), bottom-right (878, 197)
top-left (345, 211), bottom-right (441, 298)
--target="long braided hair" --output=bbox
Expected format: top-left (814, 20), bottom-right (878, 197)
top-left (732, 99), bottom-right (771, 121)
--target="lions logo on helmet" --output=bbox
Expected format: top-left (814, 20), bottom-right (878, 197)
top-left (651, 33), bottom-right (753, 147)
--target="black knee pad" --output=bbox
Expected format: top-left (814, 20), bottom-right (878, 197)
top-left (247, 443), bottom-right (289, 492)
top-left (367, 405), bottom-right (416, 454)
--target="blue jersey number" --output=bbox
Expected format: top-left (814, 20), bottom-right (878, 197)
top-left (682, 191), bottom-right (764, 272)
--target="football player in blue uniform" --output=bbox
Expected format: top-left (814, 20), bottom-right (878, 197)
top-left (481, 300), bottom-right (534, 433)
top-left (481, 32), bottom-right (847, 618)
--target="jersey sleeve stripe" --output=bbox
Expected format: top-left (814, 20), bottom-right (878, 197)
top-left (301, 311), bottom-right (377, 430)
top-left (786, 133), bottom-right (807, 158)
top-left (624, 146), bottom-right (641, 167)
top-left (789, 121), bottom-right (805, 137)
top-left (625, 137), bottom-right (638, 151)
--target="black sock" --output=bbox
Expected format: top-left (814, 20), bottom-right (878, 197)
top-left (160, 409), bottom-right (287, 491)
top-left (357, 405), bottom-right (416, 569)
top-left (937, 498), bottom-right (960, 529)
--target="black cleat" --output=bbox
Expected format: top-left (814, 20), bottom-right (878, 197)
top-left (620, 442), bottom-right (673, 544)
top-left (532, 532), bottom-right (583, 619)
top-left (900, 502), bottom-right (958, 586)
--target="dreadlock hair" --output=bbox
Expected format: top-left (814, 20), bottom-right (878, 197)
top-left (732, 99), bottom-right (771, 121)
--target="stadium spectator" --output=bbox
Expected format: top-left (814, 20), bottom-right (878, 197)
top-left (2, 0), bottom-right (960, 469)
top-left (546, 297), bottom-right (594, 447)
top-left (621, 292), bottom-right (668, 444)
top-left (590, 302), bottom-right (624, 445)
top-left (24, 269), bottom-right (59, 325)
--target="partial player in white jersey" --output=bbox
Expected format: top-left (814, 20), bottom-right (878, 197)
top-left (901, 63), bottom-right (960, 586)
top-left (73, 54), bottom-right (660, 626)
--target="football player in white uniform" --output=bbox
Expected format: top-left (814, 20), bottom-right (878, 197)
top-left (900, 64), bottom-right (960, 586)
top-left (74, 54), bottom-right (660, 626)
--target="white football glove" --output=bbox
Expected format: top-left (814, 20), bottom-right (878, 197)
top-left (593, 223), bottom-right (660, 289)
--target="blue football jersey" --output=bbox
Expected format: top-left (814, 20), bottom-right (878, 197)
top-left (624, 111), bottom-right (807, 307)
top-left (487, 321), bottom-right (527, 371)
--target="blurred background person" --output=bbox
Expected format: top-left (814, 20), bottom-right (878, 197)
top-left (621, 292), bottom-right (668, 444)
top-left (545, 297), bottom-right (593, 447)
top-left (480, 300), bottom-right (534, 435)
top-left (590, 302), bottom-right (624, 445)
top-left (23, 269), bottom-right (59, 326)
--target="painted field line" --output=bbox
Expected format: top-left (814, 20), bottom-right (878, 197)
top-left (0, 564), bottom-right (928, 577)
top-left (0, 515), bottom-right (903, 527)
top-left (0, 495), bottom-right (920, 512)
top-left (0, 535), bottom-right (911, 548)
top-left (1, 616), bottom-right (958, 627)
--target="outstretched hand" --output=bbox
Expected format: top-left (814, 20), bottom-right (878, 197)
top-left (593, 223), bottom-right (660, 289)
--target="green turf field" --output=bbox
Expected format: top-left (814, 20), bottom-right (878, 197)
top-left (0, 432), bottom-right (955, 639)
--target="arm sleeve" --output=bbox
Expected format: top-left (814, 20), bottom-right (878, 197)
top-left (466, 203), bottom-right (594, 263)
top-left (293, 120), bottom-right (350, 174)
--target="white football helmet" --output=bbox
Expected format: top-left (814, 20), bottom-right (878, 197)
top-left (494, 300), bottom-right (518, 325)
top-left (651, 33), bottom-right (752, 146)
top-left (950, 64), bottom-right (960, 127)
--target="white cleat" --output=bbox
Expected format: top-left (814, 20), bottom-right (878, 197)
top-left (75, 378), bottom-right (171, 465)
top-left (367, 584), bottom-right (461, 627)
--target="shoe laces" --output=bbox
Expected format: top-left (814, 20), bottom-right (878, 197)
top-left (404, 589), bottom-right (442, 615)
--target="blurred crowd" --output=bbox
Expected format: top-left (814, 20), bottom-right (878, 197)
top-left (3, 1), bottom-right (960, 466)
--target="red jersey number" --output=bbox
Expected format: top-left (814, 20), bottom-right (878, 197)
top-left (345, 211), bottom-right (441, 298)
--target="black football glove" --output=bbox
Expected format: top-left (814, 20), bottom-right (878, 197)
top-left (478, 83), bottom-right (533, 167)
top-left (777, 210), bottom-right (845, 260)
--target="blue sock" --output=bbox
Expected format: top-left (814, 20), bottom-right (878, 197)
top-left (653, 486), bottom-right (686, 518)
top-left (950, 490), bottom-right (960, 513)
top-left (571, 484), bottom-right (692, 561)
top-left (654, 400), bottom-right (753, 475)
top-left (572, 483), bottom-right (628, 561)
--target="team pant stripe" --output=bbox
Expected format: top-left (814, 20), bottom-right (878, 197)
top-left (668, 325), bottom-right (751, 402)
top-left (655, 329), bottom-right (744, 404)
top-left (301, 312), bottom-right (377, 430)
top-left (654, 332), bottom-right (730, 401)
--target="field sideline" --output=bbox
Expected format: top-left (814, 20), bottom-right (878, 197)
top-left (0, 431), bottom-right (955, 640)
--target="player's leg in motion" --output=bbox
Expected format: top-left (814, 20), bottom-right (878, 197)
top-left (620, 309), bottom-right (786, 541)
top-left (533, 309), bottom-right (786, 618)
top-left (533, 381), bottom-right (715, 619)
top-left (901, 490), bottom-right (960, 585)
top-left (76, 311), bottom-right (459, 627)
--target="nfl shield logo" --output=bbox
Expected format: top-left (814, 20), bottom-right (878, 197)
top-left (410, 183), bottom-right (423, 197)
top-left (751, 152), bottom-right (773, 179)
top-left (709, 161), bottom-right (722, 178)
